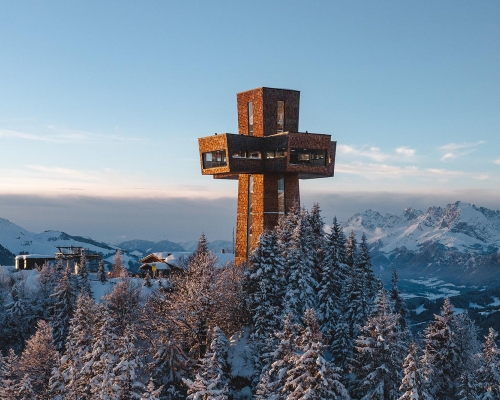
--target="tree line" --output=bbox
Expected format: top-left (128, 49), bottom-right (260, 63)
top-left (0, 204), bottom-right (499, 399)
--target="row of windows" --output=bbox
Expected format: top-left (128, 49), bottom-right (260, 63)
top-left (231, 150), bottom-right (261, 159)
top-left (203, 148), bottom-right (327, 169)
top-left (247, 100), bottom-right (285, 136)
top-left (289, 148), bottom-right (326, 167)
top-left (231, 148), bottom-right (287, 160)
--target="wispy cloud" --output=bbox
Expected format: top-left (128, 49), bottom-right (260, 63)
top-left (0, 127), bottom-right (143, 144)
top-left (339, 144), bottom-right (417, 162)
top-left (26, 165), bottom-right (82, 175)
top-left (395, 146), bottom-right (416, 158)
top-left (438, 140), bottom-right (485, 161)
top-left (494, 159), bottom-right (500, 165)
top-left (338, 144), bottom-right (390, 162)
top-left (337, 162), bottom-right (488, 181)
top-left (0, 129), bottom-right (60, 142)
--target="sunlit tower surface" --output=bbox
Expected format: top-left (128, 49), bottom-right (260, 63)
top-left (198, 87), bottom-right (336, 264)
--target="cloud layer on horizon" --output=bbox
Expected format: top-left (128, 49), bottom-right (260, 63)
top-left (1, 190), bottom-right (499, 245)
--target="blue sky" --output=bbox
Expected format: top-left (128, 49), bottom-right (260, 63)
top-left (0, 1), bottom-right (499, 242)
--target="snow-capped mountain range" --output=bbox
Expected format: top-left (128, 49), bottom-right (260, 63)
top-left (343, 201), bottom-right (500, 285)
top-left (1, 201), bottom-right (499, 284)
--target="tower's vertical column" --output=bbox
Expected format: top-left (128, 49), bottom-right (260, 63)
top-left (235, 174), bottom-right (249, 265)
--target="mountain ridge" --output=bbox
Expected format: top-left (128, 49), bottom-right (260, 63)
top-left (2, 201), bottom-right (500, 285)
top-left (343, 201), bottom-right (500, 285)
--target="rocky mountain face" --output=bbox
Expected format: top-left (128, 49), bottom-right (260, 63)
top-left (343, 201), bottom-right (500, 285)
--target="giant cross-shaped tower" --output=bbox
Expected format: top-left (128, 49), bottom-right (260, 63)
top-left (198, 87), bottom-right (336, 264)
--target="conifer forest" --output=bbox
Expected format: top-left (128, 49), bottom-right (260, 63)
top-left (1, 205), bottom-right (499, 399)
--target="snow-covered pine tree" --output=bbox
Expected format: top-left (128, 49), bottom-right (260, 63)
top-left (283, 208), bottom-right (318, 323)
top-left (398, 341), bottom-right (432, 400)
top-left (36, 261), bottom-right (58, 320)
top-left (168, 252), bottom-right (217, 359)
top-left (102, 278), bottom-right (142, 336)
top-left (459, 365), bottom-right (481, 400)
top-left (142, 287), bottom-right (193, 396)
top-left (478, 327), bottom-right (500, 399)
top-left (150, 331), bottom-right (189, 398)
top-left (318, 216), bottom-right (349, 344)
top-left (140, 379), bottom-right (163, 400)
top-left (76, 251), bottom-right (91, 296)
top-left (275, 205), bottom-right (300, 273)
top-left (143, 294), bottom-right (189, 393)
top-left (247, 230), bottom-right (286, 340)
top-left (19, 319), bottom-right (59, 398)
top-left (421, 298), bottom-right (461, 399)
top-left (284, 309), bottom-right (350, 400)
top-left (182, 233), bottom-right (214, 269)
top-left (358, 233), bottom-right (376, 302)
top-left (97, 259), bottom-right (107, 283)
top-left (246, 229), bottom-right (287, 388)
top-left (50, 265), bottom-right (77, 351)
top-left (343, 230), bottom-right (366, 339)
top-left (0, 349), bottom-right (20, 400)
top-left (196, 233), bottom-right (209, 256)
top-left (389, 269), bottom-right (408, 331)
top-left (210, 261), bottom-right (249, 338)
top-left (16, 373), bottom-right (36, 400)
top-left (51, 290), bottom-right (98, 399)
top-left (307, 203), bottom-right (326, 282)
top-left (183, 326), bottom-right (230, 400)
top-left (453, 311), bottom-right (481, 398)
top-left (330, 295), bottom-right (352, 375)
top-left (111, 249), bottom-right (128, 278)
top-left (143, 271), bottom-right (152, 287)
top-left (256, 313), bottom-right (296, 400)
top-left (4, 276), bottom-right (36, 351)
top-left (112, 324), bottom-right (145, 399)
top-left (81, 305), bottom-right (120, 399)
top-left (351, 288), bottom-right (407, 400)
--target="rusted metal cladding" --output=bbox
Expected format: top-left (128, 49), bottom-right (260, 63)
top-left (234, 172), bottom-right (300, 264)
top-left (237, 87), bottom-right (299, 137)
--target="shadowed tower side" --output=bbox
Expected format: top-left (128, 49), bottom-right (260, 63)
top-left (198, 87), bottom-right (336, 264)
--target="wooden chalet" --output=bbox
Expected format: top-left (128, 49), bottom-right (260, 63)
top-left (138, 253), bottom-right (183, 278)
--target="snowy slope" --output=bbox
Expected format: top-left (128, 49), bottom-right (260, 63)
top-left (0, 217), bottom-right (117, 262)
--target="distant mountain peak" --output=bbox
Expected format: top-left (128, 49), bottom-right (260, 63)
top-left (342, 201), bottom-right (500, 285)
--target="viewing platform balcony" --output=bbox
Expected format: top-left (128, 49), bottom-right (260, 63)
top-left (198, 132), bottom-right (336, 179)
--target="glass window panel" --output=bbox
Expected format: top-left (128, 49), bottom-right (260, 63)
top-left (277, 101), bottom-right (284, 133)
top-left (277, 175), bottom-right (284, 192)
top-left (202, 150), bottom-right (227, 168)
top-left (248, 102), bottom-right (253, 136)
top-left (289, 149), bottom-right (326, 166)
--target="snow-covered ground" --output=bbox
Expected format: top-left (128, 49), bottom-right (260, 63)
top-left (401, 277), bottom-right (463, 300)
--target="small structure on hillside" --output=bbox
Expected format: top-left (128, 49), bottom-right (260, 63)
top-left (55, 246), bottom-right (102, 273)
top-left (139, 253), bottom-right (183, 278)
top-left (15, 254), bottom-right (56, 270)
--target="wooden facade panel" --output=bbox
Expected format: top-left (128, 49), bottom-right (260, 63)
top-left (201, 87), bottom-right (335, 264)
